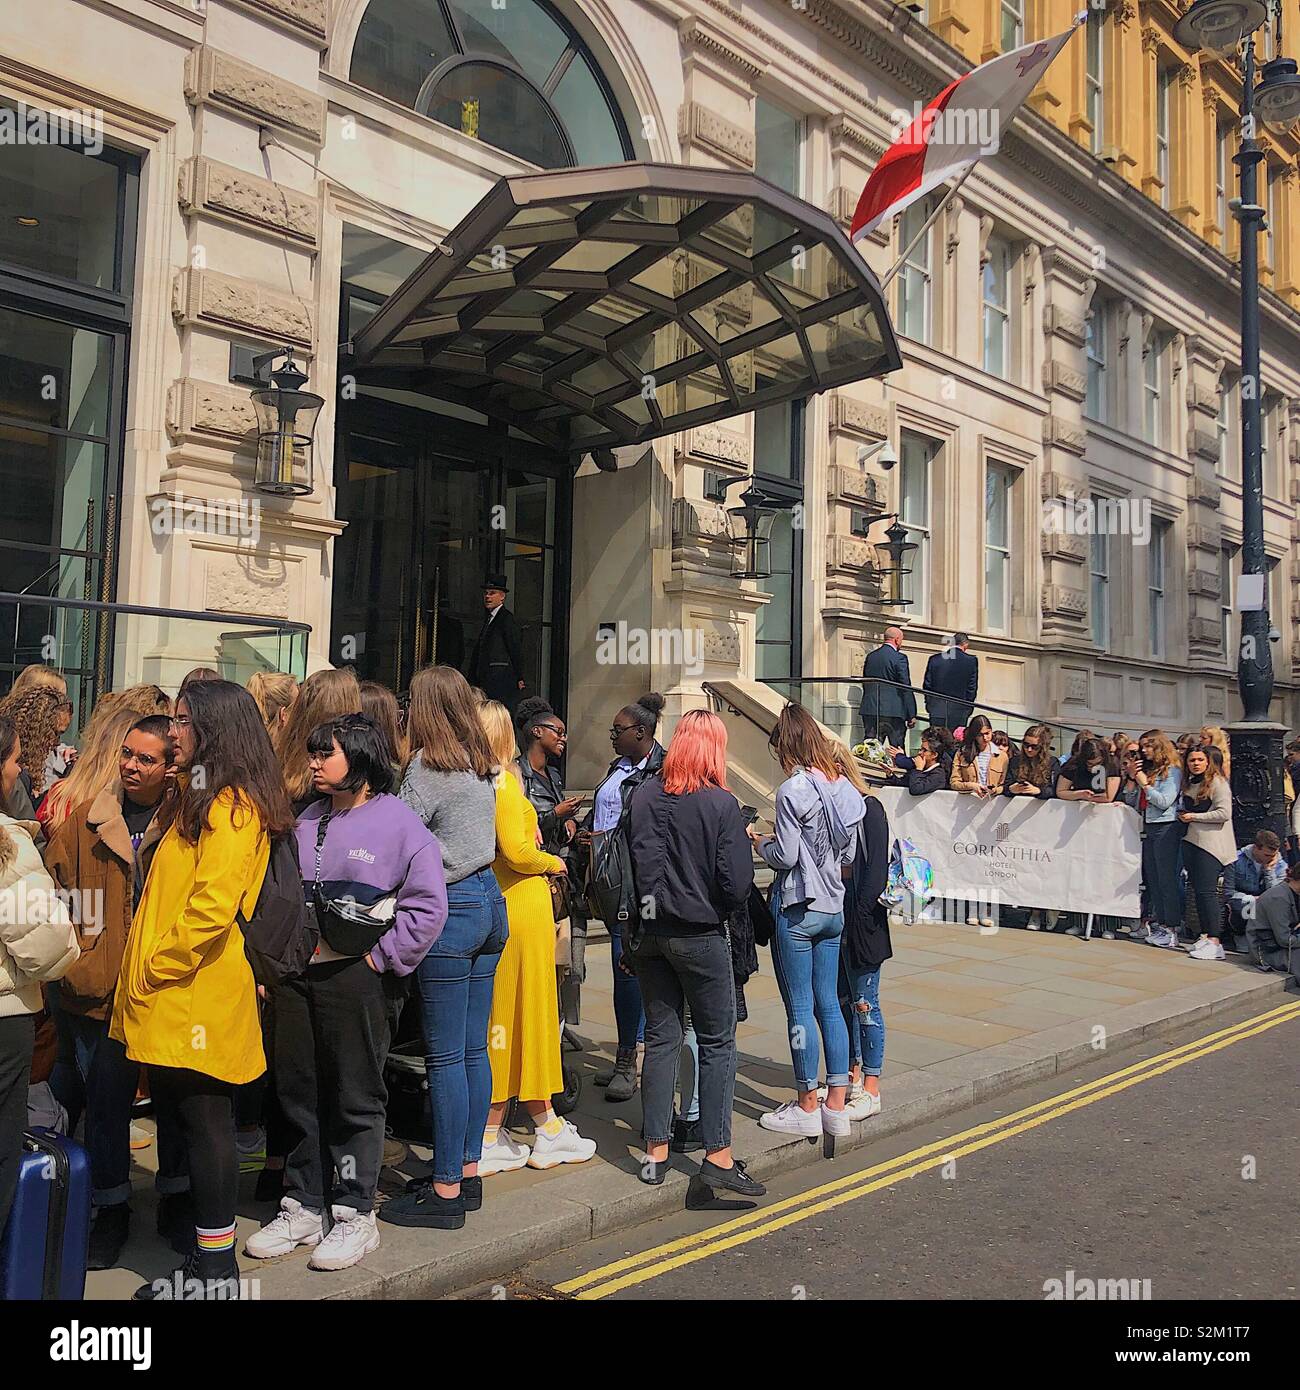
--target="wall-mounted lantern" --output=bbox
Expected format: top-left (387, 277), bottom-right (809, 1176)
top-left (704, 472), bottom-right (791, 581)
top-left (872, 514), bottom-right (918, 607)
top-left (251, 347), bottom-right (323, 497)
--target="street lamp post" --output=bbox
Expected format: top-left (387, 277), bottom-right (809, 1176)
top-left (1175, 0), bottom-right (1300, 843)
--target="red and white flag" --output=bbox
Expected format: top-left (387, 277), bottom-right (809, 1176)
top-left (851, 22), bottom-right (1081, 244)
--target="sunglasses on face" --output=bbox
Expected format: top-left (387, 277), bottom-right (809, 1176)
top-left (1022, 741), bottom-right (1040, 751)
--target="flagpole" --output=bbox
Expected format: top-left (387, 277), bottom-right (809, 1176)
top-left (879, 164), bottom-right (975, 291)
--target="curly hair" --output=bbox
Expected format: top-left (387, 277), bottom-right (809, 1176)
top-left (0, 685), bottom-right (65, 797)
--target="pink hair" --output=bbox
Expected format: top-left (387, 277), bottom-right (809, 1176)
top-left (661, 710), bottom-right (729, 795)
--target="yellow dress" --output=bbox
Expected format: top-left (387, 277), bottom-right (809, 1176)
top-left (110, 788), bottom-right (269, 1086)
top-left (487, 771), bottom-right (565, 1104)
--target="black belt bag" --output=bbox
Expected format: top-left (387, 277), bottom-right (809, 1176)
top-left (312, 812), bottom-right (394, 957)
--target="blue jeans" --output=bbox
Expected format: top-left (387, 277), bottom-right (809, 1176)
top-left (609, 925), bottom-right (645, 1049)
top-left (842, 964), bottom-right (885, 1078)
top-left (416, 867), bottom-right (509, 1185)
top-left (680, 1018), bottom-right (700, 1123)
top-left (771, 895), bottom-right (850, 1090)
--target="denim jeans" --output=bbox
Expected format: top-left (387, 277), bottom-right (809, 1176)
top-left (841, 963), bottom-right (885, 1078)
top-left (609, 924), bottom-right (645, 1049)
top-left (416, 867), bottom-right (509, 1184)
top-left (1182, 841), bottom-right (1224, 940)
top-left (1142, 822), bottom-right (1183, 929)
top-left (680, 1017), bottom-right (700, 1124)
top-left (627, 931), bottom-right (736, 1151)
top-left (771, 894), bottom-right (850, 1090)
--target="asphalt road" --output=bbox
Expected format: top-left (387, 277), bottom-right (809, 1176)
top-left (510, 997), bottom-right (1300, 1303)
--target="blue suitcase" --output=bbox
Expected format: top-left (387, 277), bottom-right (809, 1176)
top-left (1, 1128), bottom-right (91, 1300)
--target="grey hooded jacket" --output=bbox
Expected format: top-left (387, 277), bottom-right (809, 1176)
top-left (759, 768), bottom-right (866, 916)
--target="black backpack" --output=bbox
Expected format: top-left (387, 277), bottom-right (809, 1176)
top-left (236, 833), bottom-right (318, 989)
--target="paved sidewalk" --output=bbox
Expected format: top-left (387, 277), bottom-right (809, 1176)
top-left (87, 922), bottom-right (1292, 1300)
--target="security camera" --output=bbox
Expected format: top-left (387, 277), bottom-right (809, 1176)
top-left (1269, 626), bottom-right (1281, 643)
top-left (877, 442), bottom-right (898, 471)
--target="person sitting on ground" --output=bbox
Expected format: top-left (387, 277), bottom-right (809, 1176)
top-left (1005, 724), bottom-right (1059, 800)
top-left (1245, 860), bottom-right (1300, 979)
top-left (1223, 830), bottom-right (1288, 948)
top-left (949, 716), bottom-right (1008, 798)
top-left (1177, 745), bottom-right (1236, 961)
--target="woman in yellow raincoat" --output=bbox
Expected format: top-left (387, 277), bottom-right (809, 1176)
top-left (112, 679), bottom-right (293, 1300)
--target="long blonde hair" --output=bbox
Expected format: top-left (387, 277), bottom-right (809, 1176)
top-left (247, 671), bottom-right (298, 733)
top-left (89, 684), bottom-right (172, 723)
top-left (829, 738), bottom-right (870, 795)
top-left (42, 707), bottom-right (144, 830)
top-left (274, 668), bottom-right (361, 802)
top-left (11, 664), bottom-right (67, 699)
top-left (1139, 729), bottom-right (1179, 781)
top-left (1200, 725), bottom-right (1231, 778)
top-left (477, 699), bottom-right (521, 786)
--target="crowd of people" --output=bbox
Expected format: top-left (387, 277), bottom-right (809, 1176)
top-left (0, 640), bottom-right (898, 1299)
top-left (879, 703), bottom-right (1300, 965)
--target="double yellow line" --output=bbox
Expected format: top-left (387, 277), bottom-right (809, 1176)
top-left (557, 997), bottom-right (1300, 1299)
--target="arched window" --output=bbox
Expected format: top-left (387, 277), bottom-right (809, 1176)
top-left (349, 0), bottom-right (633, 168)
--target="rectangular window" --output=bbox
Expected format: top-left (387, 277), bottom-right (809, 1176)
top-left (1085, 306), bottom-right (1107, 421)
top-left (1215, 122), bottom-right (1229, 249)
top-left (1086, 12), bottom-right (1105, 153)
top-left (755, 98), bottom-right (804, 290)
top-left (1220, 544), bottom-right (1233, 660)
top-left (1217, 378), bottom-right (1231, 476)
top-left (1149, 518), bottom-right (1169, 659)
top-left (1090, 502), bottom-right (1110, 649)
top-left (1156, 68), bottom-right (1171, 210)
top-left (982, 238), bottom-right (1011, 378)
top-left (1261, 392), bottom-right (1276, 497)
top-left (754, 393), bottom-right (805, 681)
top-left (1000, 0), bottom-right (1023, 52)
top-left (1144, 331), bottom-right (1164, 447)
top-left (896, 199), bottom-right (933, 345)
top-left (985, 464), bottom-right (1013, 633)
top-left (1265, 164), bottom-right (1277, 276)
top-left (899, 432), bottom-right (934, 620)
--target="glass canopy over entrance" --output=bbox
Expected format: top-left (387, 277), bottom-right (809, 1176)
top-left (349, 163), bottom-right (902, 454)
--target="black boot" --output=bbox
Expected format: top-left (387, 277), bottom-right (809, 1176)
top-left (87, 1203), bottom-right (131, 1270)
top-left (156, 1192), bottom-right (196, 1256)
top-left (604, 1048), bottom-right (639, 1103)
top-left (671, 1116), bottom-right (704, 1153)
top-left (134, 1249), bottom-right (240, 1301)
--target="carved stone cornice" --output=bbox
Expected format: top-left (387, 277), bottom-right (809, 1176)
top-left (172, 267), bottom-right (315, 348)
top-left (1044, 416), bottom-right (1089, 455)
top-left (678, 19), bottom-right (766, 84)
top-left (184, 47), bottom-right (325, 147)
top-left (827, 113), bottom-right (886, 161)
top-left (178, 156), bottom-right (320, 247)
top-left (675, 422), bottom-right (752, 470)
top-left (829, 393), bottom-right (888, 442)
top-left (166, 378), bottom-right (257, 448)
top-left (827, 465), bottom-right (883, 508)
top-left (1042, 361), bottom-right (1087, 402)
top-left (1042, 583), bottom-right (1088, 618)
top-left (223, 0), bottom-right (327, 46)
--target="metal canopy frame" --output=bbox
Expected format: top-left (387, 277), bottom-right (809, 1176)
top-left (350, 163), bottom-right (902, 455)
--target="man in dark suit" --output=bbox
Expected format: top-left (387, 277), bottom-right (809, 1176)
top-left (859, 625), bottom-right (916, 746)
top-left (922, 632), bottom-right (979, 730)
top-left (467, 573), bottom-right (525, 712)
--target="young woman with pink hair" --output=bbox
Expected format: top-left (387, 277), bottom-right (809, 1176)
top-left (625, 710), bottom-right (762, 1205)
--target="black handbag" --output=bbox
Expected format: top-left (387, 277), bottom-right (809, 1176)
top-left (311, 812), bottom-right (392, 958)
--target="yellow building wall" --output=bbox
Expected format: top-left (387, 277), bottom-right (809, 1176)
top-left (936, 0), bottom-right (1300, 307)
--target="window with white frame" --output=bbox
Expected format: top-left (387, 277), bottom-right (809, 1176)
top-left (1143, 330), bottom-right (1165, 447)
top-left (1265, 164), bottom-right (1277, 277)
top-left (1089, 507), bottom-right (1110, 649)
top-left (1085, 305), bottom-right (1107, 421)
top-left (982, 237), bottom-right (1011, 377)
top-left (1261, 391), bottom-right (1279, 497)
top-left (1215, 121), bottom-right (1230, 250)
top-left (1000, 0), bottom-right (1023, 52)
top-left (896, 199), bottom-right (933, 345)
top-left (985, 463), bottom-right (1013, 632)
top-left (1220, 543), bottom-right (1233, 660)
top-left (1149, 518), bottom-right (1169, 659)
top-left (899, 432), bottom-right (935, 619)
top-left (1086, 10), bottom-right (1105, 154)
top-left (1156, 67), bottom-right (1172, 210)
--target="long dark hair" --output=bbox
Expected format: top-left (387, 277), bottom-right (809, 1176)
top-left (1062, 737), bottom-right (1116, 782)
top-left (958, 715), bottom-right (993, 766)
top-left (162, 680), bottom-right (294, 843)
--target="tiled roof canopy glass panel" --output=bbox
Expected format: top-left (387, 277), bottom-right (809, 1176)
top-left (350, 164), bottom-right (901, 453)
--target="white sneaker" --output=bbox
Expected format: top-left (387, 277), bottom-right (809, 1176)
top-left (479, 1131), bottom-right (531, 1176)
top-left (1129, 924), bottom-right (1153, 943)
top-left (966, 916), bottom-right (980, 926)
top-left (1101, 929), bottom-right (1116, 940)
top-left (1146, 926), bottom-right (1177, 949)
top-left (820, 1102), bottom-right (851, 1138)
top-left (845, 1089), bottom-right (882, 1121)
top-left (1188, 937), bottom-right (1227, 962)
top-left (528, 1120), bottom-right (598, 1169)
top-left (759, 1101), bottom-right (823, 1137)
top-left (308, 1206), bottom-right (380, 1271)
top-left (244, 1196), bottom-right (323, 1258)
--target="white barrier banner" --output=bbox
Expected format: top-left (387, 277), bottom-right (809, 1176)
top-left (876, 788), bottom-right (1142, 917)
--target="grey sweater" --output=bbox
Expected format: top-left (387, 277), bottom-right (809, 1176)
top-left (399, 762), bottom-right (497, 885)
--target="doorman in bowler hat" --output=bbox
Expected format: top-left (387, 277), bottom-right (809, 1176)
top-left (468, 572), bottom-right (525, 712)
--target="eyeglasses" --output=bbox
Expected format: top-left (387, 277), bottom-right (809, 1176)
top-left (170, 715), bottom-right (191, 729)
top-left (609, 723), bottom-right (637, 739)
top-left (539, 723), bottom-right (566, 738)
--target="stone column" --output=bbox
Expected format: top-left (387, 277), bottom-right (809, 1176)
top-left (1037, 247), bottom-right (1092, 647)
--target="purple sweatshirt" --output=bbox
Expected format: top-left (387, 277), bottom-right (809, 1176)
top-left (294, 794), bottom-right (448, 976)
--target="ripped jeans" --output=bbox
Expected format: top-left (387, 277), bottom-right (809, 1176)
top-left (840, 962), bottom-right (885, 1078)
